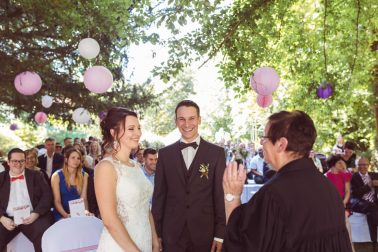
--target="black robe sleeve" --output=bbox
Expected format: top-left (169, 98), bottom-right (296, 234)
top-left (224, 187), bottom-right (287, 252)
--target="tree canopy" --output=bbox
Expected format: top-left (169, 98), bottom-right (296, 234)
top-left (0, 0), bottom-right (159, 124)
top-left (156, 0), bottom-right (378, 151)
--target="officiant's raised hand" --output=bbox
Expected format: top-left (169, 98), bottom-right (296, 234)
top-left (223, 161), bottom-right (246, 223)
top-left (223, 161), bottom-right (246, 197)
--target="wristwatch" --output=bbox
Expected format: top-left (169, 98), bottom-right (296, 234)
top-left (224, 193), bottom-right (239, 202)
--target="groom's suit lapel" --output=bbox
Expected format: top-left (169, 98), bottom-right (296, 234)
top-left (173, 141), bottom-right (186, 185)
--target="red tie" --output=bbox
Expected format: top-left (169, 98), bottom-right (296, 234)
top-left (11, 175), bottom-right (24, 182)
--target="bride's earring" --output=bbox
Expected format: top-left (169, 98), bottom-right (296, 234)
top-left (113, 140), bottom-right (119, 150)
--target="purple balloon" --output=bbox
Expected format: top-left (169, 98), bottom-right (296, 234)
top-left (10, 123), bottom-right (18, 131)
top-left (98, 111), bottom-right (107, 120)
top-left (14, 71), bottom-right (42, 95)
top-left (84, 66), bottom-right (113, 94)
top-left (250, 67), bottom-right (280, 95)
top-left (317, 83), bottom-right (333, 99)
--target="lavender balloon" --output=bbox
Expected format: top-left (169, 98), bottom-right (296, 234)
top-left (14, 71), bottom-right (42, 95)
top-left (250, 67), bottom-right (280, 95)
top-left (84, 66), bottom-right (113, 94)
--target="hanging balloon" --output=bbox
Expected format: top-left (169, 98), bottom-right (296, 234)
top-left (317, 82), bottom-right (333, 99)
top-left (78, 38), bottom-right (100, 60)
top-left (9, 123), bottom-right (18, 131)
top-left (72, 108), bottom-right (91, 124)
top-left (250, 67), bottom-right (280, 95)
top-left (98, 111), bottom-right (107, 120)
top-left (256, 94), bottom-right (273, 108)
top-left (14, 71), bottom-right (42, 95)
top-left (84, 66), bottom-right (113, 94)
top-left (41, 95), bottom-right (53, 108)
top-left (35, 112), bottom-right (47, 124)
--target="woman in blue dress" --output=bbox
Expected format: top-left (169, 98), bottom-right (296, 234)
top-left (51, 147), bottom-right (90, 221)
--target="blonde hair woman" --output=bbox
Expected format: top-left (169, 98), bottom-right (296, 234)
top-left (51, 148), bottom-right (90, 221)
top-left (25, 148), bottom-right (49, 182)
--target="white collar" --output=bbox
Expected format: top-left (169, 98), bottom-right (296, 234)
top-left (44, 152), bottom-right (55, 158)
top-left (180, 135), bottom-right (200, 145)
top-left (359, 172), bottom-right (369, 178)
top-left (9, 170), bottom-right (25, 178)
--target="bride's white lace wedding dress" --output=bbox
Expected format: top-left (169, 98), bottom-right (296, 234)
top-left (97, 157), bottom-right (153, 252)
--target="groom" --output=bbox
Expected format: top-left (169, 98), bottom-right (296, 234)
top-left (152, 100), bottom-right (226, 252)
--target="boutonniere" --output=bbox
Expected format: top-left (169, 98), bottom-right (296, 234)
top-left (199, 163), bottom-right (209, 179)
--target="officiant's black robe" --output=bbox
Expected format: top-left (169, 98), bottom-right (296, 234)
top-left (224, 158), bottom-right (352, 252)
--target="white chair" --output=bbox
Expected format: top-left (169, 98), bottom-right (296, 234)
top-left (41, 216), bottom-right (103, 252)
top-left (7, 233), bottom-right (35, 252)
top-left (349, 212), bottom-right (375, 242)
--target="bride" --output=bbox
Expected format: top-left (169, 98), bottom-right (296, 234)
top-left (95, 107), bottom-right (159, 252)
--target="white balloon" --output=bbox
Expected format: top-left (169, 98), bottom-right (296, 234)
top-left (72, 108), bottom-right (91, 124)
top-left (78, 38), bottom-right (100, 60)
top-left (41, 95), bottom-right (53, 108)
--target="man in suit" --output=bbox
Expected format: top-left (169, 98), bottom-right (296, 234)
top-left (350, 156), bottom-right (378, 251)
top-left (0, 148), bottom-right (53, 252)
top-left (152, 100), bottom-right (226, 252)
top-left (38, 137), bottom-right (64, 178)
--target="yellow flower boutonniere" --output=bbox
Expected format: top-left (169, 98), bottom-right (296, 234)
top-left (199, 163), bottom-right (209, 179)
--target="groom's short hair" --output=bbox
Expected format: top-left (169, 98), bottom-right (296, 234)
top-left (175, 100), bottom-right (200, 118)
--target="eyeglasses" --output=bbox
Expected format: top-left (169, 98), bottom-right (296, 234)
top-left (260, 136), bottom-right (271, 145)
top-left (358, 163), bottom-right (369, 167)
top-left (10, 160), bottom-right (25, 165)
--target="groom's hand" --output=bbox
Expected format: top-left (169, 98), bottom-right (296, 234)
top-left (158, 238), bottom-right (163, 251)
top-left (211, 240), bottom-right (222, 252)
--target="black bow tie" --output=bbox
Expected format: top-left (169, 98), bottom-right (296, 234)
top-left (179, 141), bottom-right (198, 150)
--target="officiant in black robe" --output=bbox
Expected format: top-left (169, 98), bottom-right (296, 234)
top-left (222, 110), bottom-right (352, 252)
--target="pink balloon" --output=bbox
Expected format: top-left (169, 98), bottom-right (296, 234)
top-left (250, 67), bottom-right (280, 95)
top-left (14, 71), bottom-right (42, 95)
top-left (84, 66), bottom-right (113, 94)
top-left (34, 112), bottom-right (47, 124)
top-left (256, 94), bottom-right (273, 108)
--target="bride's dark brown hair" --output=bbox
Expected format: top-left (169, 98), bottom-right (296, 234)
top-left (100, 107), bottom-right (138, 156)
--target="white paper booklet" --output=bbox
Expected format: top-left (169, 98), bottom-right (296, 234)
top-left (68, 198), bottom-right (86, 217)
top-left (13, 205), bottom-right (31, 225)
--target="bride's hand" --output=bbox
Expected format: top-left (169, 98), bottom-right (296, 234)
top-left (153, 238), bottom-right (162, 252)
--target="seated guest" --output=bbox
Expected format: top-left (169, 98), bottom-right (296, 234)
top-left (342, 141), bottom-right (357, 172)
top-left (25, 149), bottom-right (49, 183)
top-left (222, 110), bottom-right (352, 251)
top-left (325, 155), bottom-right (354, 251)
top-left (350, 156), bottom-right (378, 251)
top-left (38, 138), bottom-right (64, 178)
top-left (248, 148), bottom-right (265, 184)
top-left (0, 148), bottom-right (52, 252)
top-left (51, 148), bottom-right (90, 221)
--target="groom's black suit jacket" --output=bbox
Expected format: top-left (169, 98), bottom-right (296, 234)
top-left (152, 138), bottom-right (226, 245)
